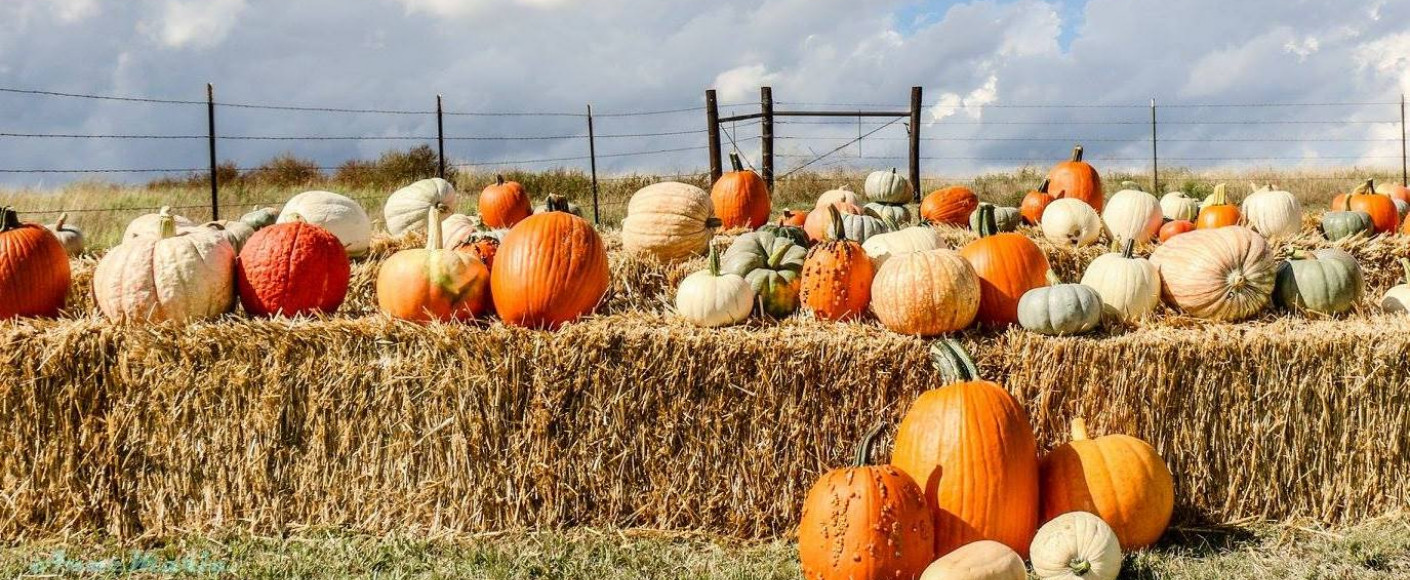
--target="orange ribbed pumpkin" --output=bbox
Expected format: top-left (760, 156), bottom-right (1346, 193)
top-left (920, 186), bottom-right (978, 227)
top-left (710, 152), bottom-right (771, 229)
top-left (1019, 178), bottom-right (1059, 226)
top-left (778, 208), bottom-right (810, 228)
top-left (479, 174), bottom-right (533, 229)
top-left (0, 207), bottom-right (70, 319)
top-left (1195, 183), bottom-right (1241, 229)
top-left (1040, 418), bottom-right (1175, 551)
top-left (236, 216), bottom-right (350, 317)
top-left (803, 202), bottom-right (862, 244)
top-left (1341, 178), bottom-right (1399, 234)
top-left (1157, 219), bottom-right (1195, 243)
top-left (798, 424), bottom-right (936, 580)
top-left (376, 206), bottom-right (491, 322)
top-left (800, 205), bottom-right (874, 321)
top-left (491, 196), bottom-right (609, 329)
top-left (891, 340), bottom-right (1040, 558)
top-left (1047, 145), bottom-right (1103, 212)
top-left (959, 206), bottom-right (1050, 326)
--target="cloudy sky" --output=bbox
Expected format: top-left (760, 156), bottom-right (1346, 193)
top-left (1, 0), bottom-right (1407, 187)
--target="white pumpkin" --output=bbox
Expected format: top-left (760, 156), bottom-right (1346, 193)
top-left (46, 213), bottom-right (85, 256)
top-left (1080, 240), bottom-right (1161, 323)
top-left (674, 246), bottom-right (755, 327)
top-left (278, 190), bottom-right (373, 258)
top-left (1041, 198), bottom-right (1103, 247)
top-left (1102, 185), bottom-right (1162, 245)
top-left (864, 168), bottom-right (911, 204)
top-left (1383, 258), bottom-right (1410, 313)
top-left (862, 225), bottom-right (946, 269)
top-left (920, 540), bottom-right (1026, 580)
top-left (1030, 512), bottom-right (1122, 580)
top-left (1241, 183), bottom-right (1301, 239)
top-left (385, 177), bottom-right (457, 236)
top-left (94, 213), bottom-right (235, 323)
top-left (200, 220), bottom-right (256, 253)
top-left (815, 185), bottom-right (861, 208)
top-left (1159, 191), bottom-right (1199, 221)
top-left (123, 206), bottom-right (194, 240)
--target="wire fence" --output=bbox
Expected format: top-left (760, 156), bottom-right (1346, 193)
top-left (1, 84), bottom-right (1407, 227)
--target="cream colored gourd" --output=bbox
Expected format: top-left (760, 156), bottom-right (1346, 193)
top-left (1080, 239), bottom-right (1160, 323)
top-left (94, 213), bottom-right (235, 323)
top-left (1041, 198), bottom-right (1102, 247)
top-left (816, 185), bottom-right (861, 208)
top-left (862, 225), bottom-right (946, 269)
top-left (1030, 512), bottom-right (1122, 580)
top-left (46, 213), bottom-right (85, 256)
top-left (1382, 259), bottom-right (1410, 313)
top-left (1159, 191), bottom-right (1199, 221)
top-left (385, 177), bottom-right (457, 236)
top-left (920, 540), bottom-right (1026, 580)
top-left (674, 246), bottom-right (754, 327)
top-left (1240, 183), bottom-right (1301, 239)
top-left (278, 190), bottom-right (373, 258)
top-left (621, 182), bottom-right (719, 263)
top-left (1101, 184), bottom-right (1162, 244)
top-left (1149, 226), bottom-right (1275, 321)
top-left (123, 206), bottom-right (194, 240)
top-left (865, 168), bottom-right (911, 204)
top-left (201, 220), bottom-right (256, 253)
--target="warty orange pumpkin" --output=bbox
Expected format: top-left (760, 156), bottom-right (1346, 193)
top-left (236, 215), bottom-right (350, 317)
top-left (1047, 145), bottom-right (1103, 212)
top-left (798, 424), bottom-right (936, 580)
top-left (0, 207), bottom-right (70, 319)
top-left (1040, 418), bottom-right (1174, 551)
top-left (799, 205), bottom-right (874, 321)
top-left (960, 205), bottom-right (1051, 326)
top-left (920, 185), bottom-right (979, 227)
top-left (479, 174), bottom-right (533, 229)
top-left (710, 152), bottom-right (771, 229)
top-left (491, 195), bottom-right (610, 329)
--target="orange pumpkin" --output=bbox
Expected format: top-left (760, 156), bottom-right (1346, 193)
top-left (455, 235), bottom-right (500, 272)
top-left (1157, 219), bottom-right (1195, 242)
top-left (803, 202), bottom-right (862, 244)
top-left (778, 208), bottom-right (810, 228)
top-left (892, 340), bottom-right (1040, 558)
top-left (0, 207), bottom-right (70, 319)
top-left (491, 195), bottom-right (610, 329)
top-left (798, 424), bottom-right (936, 580)
top-left (920, 185), bottom-right (979, 227)
top-left (1047, 145), bottom-right (1103, 212)
top-left (799, 205), bottom-right (874, 321)
top-left (1040, 418), bottom-right (1175, 551)
top-left (376, 206), bottom-right (491, 322)
top-left (710, 152), bottom-right (771, 229)
top-left (1341, 178), bottom-right (1398, 234)
top-left (1387, 183), bottom-right (1410, 206)
top-left (479, 174), bottom-right (533, 229)
top-left (959, 205), bottom-right (1051, 326)
top-left (1019, 178), bottom-right (1059, 226)
top-left (1402, 213), bottom-right (1410, 236)
top-left (1195, 183), bottom-right (1240, 229)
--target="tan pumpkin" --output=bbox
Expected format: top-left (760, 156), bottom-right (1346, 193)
top-left (1148, 226), bottom-right (1275, 321)
top-left (862, 225), bottom-right (946, 269)
top-left (871, 249), bottom-right (981, 336)
top-left (920, 540), bottom-right (1026, 580)
top-left (816, 185), bottom-right (861, 208)
top-left (621, 182), bottom-right (720, 263)
top-left (95, 212), bottom-right (235, 322)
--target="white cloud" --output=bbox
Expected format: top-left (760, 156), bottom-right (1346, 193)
top-left (49, 0), bottom-right (99, 22)
top-left (395, 0), bottom-right (571, 18)
top-left (713, 64), bottom-right (780, 103)
top-left (927, 75), bottom-right (998, 124)
top-left (141, 0), bottom-right (247, 49)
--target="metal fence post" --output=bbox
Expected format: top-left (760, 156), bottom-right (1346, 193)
top-left (706, 90), bottom-right (722, 183)
top-left (909, 86), bottom-right (922, 202)
top-left (1150, 97), bottom-right (1159, 193)
top-left (761, 86), bottom-right (774, 190)
top-left (1401, 94), bottom-right (1406, 186)
top-left (587, 104), bottom-right (600, 225)
top-left (206, 83), bottom-right (218, 220)
top-left (436, 95), bottom-right (445, 180)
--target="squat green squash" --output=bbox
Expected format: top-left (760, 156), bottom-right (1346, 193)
top-left (865, 202), bottom-right (911, 226)
top-left (757, 220), bottom-right (810, 248)
top-left (1273, 248), bottom-right (1363, 315)
top-left (970, 203), bottom-right (1021, 233)
top-left (721, 230), bottom-right (806, 318)
top-left (1017, 280), bottom-right (1102, 336)
top-left (1320, 206), bottom-right (1374, 241)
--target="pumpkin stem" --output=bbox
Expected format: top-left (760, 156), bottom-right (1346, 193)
top-left (827, 204), bottom-right (846, 242)
top-left (496, 174), bottom-right (505, 186)
top-left (1045, 270), bottom-right (1062, 285)
top-left (765, 243), bottom-right (792, 269)
top-left (157, 213), bottom-right (178, 240)
top-left (545, 193), bottom-right (569, 213)
top-left (852, 422), bottom-right (886, 468)
top-left (929, 339), bottom-right (979, 383)
top-left (1070, 145), bottom-right (1084, 163)
top-left (0, 207), bottom-right (19, 232)
top-left (1119, 238), bottom-right (1136, 259)
top-left (55, 213), bottom-right (68, 230)
top-left (1341, 193), bottom-right (1353, 212)
top-left (1037, 178), bottom-right (1050, 194)
top-left (1359, 178), bottom-right (1375, 195)
top-left (705, 217), bottom-right (723, 228)
top-left (286, 212), bottom-right (307, 224)
top-left (728, 151), bottom-right (744, 172)
top-left (1071, 418), bottom-right (1090, 441)
top-left (1069, 558), bottom-right (1092, 576)
top-left (425, 205), bottom-right (443, 250)
top-left (976, 203), bottom-right (998, 238)
top-left (707, 244), bottom-right (722, 277)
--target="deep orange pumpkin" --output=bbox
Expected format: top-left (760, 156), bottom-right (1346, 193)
top-left (892, 340), bottom-right (1040, 558)
top-left (236, 216), bottom-right (350, 317)
top-left (0, 207), bottom-right (70, 319)
top-left (799, 205), bottom-right (874, 321)
top-left (1046, 145), bottom-right (1103, 212)
top-left (798, 424), bottom-right (936, 580)
top-left (803, 202), bottom-right (862, 243)
top-left (455, 235), bottom-right (500, 272)
top-left (1040, 418), bottom-right (1175, 551)
top-left (959, 206), bottom-right (1051, 326)
top-left (920, 185), bottom-right (979, 227)
top-left (479, 174), bottom-right (533, 229)
top-left (1342, 179), bottom-right (1399, 234)
top-left (778, 208), bottom-right (810, 228)
top-left (377, 207), bottom-right (491, 322)
top-left (1157, 219), bottom-right (1195, 243)
top-left (1019, 178), bottom-right (1059, 226)
top-left (491, 196), bottom-right (610, 329)
top-left (710, 152), bottom-right (771, 229)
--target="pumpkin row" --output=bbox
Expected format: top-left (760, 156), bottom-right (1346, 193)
top-left (798, 341), bottom-right (1169, 580)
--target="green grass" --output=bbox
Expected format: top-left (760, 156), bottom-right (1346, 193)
top-left (5, 518), bottom-right (1410, 579)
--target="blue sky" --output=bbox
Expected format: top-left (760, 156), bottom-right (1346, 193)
top-left (0, 0), bottom-right (1406, 188)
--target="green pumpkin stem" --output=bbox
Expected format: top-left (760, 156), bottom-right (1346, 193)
top-left (0, 207), bottom-right (20, 232)
top-left (707, 244), bottom-right (721, 276)
top-left (545, 194), bottom-right (569, 213)
top-left (1037, 178), bottom-right (1050, 194)
top-left (852, 422), bottom-right (886, 468)
top-left (1069, 559), bottom-right (1092, 576)
top-left (976, 204), bottom-right (998, 238)
top-left (929, 339), bottom-right (979, 383)
top-left (1120, 238), bottom-right (1136, 259)
top-left (425, 205), bottom-right (443, 250)
top-left (827, 204), bottom-right (846, 242)
top-left (728, 152), bottom-right (744, 172)
top-left (765, 243), bottom-right (791, 269)
top-left (1070, 145), bottom-right (1084, 163)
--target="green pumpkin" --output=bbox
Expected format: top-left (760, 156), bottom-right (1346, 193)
top-left (1017, 283), bottom-right (1103, 336)
top-left (1273, 248), bottom-right (1363, 315)
top-left (1321, 210), bottom-right (1373, 241)
top-left (927, 338), bottom-right (980, 383)
top-left (863, 202), bottom-right (910, 226)
top-left (533, 194), bottom-right (583, 217)
top-left (757, 222), bottom-right (810, 248)
top-left (240, 206), bottom-right (279, 230)
top-left (720, 230), bottom-right (806, 318)
top-left (823, 210), bottom-right (891, 244)
top-left (969, 203), bottom-right (1021, 232)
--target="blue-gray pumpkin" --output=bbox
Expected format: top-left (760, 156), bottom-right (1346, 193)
top-left (1320, 210), bottom-right (1373, 241)
top-left (1273, 248), bottom-right (1363, 315)
top-left (720, 230), bottom-right (806, 318)
top-left (969, 203), bottom-right (1021, 233)
top-left (1017, 283), bottom-right (1103, 336)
